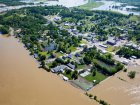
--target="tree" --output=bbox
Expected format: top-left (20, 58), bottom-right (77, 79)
top-left (92, 70), bottom-right (96, 76)
top-left (94, 96), bottom-right (97, 100)
top-left (71, 70), bottom-right (78, 80)
top-left (39, 54), bottom-right (46, 61)
top-left (128, 71), bottom-right (136, 79)
top-left (40, 60), bottom-right (45, 68)
top-left (0, 26), bottom-right (9, 34)
top-left (65, 69), bottom-right (71, 74)
top-left (51, 61), bottom-right (58, 68)
top-left (123, 68), bottom-right (127, 72)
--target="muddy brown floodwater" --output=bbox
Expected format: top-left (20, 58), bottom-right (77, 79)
top-left (0, 35), bottom-right (97, 105)
top-left (90, 65), bottom-right (140, 105)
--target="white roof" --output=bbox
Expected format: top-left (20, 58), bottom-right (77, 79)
top-left (63, 76), bottom-right (69, 81)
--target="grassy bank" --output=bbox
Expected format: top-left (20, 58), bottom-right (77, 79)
top-left (78, 2), bottom-right (104, 10)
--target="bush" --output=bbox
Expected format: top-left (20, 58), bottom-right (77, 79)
top-left (123, 68), bottom-right (127, 72)
top-left (89, 94), bottom-right (93, 98)
top-left (94, 96), bottom-right (97, 100)
top-left (128, 71), bottom-right (136, 79)
top-left (0, 26), bottom-right (9, 34)
top-left (99, 100), bottom-right (109, 105)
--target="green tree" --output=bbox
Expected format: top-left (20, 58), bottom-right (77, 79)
top-left (128, 71), bottom-right (136, 79)
top-left (71, 70), bottom-right (78, 80)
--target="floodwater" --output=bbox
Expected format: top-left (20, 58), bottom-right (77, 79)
top-left (21, 0), bottom-right (88, 7)
top-left (93, 0), bottom-right (140, 16)
top-left (0, 35), bottom-right (96, 105)
top-left (90, 65), bottom-right (140, 105)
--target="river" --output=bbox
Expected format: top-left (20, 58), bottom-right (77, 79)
top-left (0, 35), bottom-right (96, 105)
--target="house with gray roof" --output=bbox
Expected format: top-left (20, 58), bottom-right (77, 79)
top-left (51, 65), bottom-right (67, 73)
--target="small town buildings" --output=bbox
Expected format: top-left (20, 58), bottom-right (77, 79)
top-left (99, 44), bottom-right (108, 48)
top-left (100, 49), bottom-right (107, 54)
top-left (54, 16), bottom-right (61, 21)
top-left (107, 39), bottom-right (116, 45)
top-left (79, 44), bottom-right (86, 47)
top-left (131, 56), bottom-right (137, 59)
top-left (68, 54), bottom-right (73, 59)
top-left (51, 65), bottom-right (67, 73)
top-left (45, 42), bottom-right (56, 51)
top-left (77, 69), bottom-right (85, 74)
top-left (75, 53), bottom-right (81, 57)
top-left (67, 63), bottom-right (75, 70)
top-left (122, 60), bottom-right (129, 65)
top-left (34, 53), bottom-right (38, 59)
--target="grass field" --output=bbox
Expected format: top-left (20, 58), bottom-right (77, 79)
top-left (93, 59), bottom-right (117, 73)
top-left (106, 46), bottom-right (119, 52)
top-left (78, 2), bottom-right (104, 10)
top-left (84, 71), bottom-right (107, 83)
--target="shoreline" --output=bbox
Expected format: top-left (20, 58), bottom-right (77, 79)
top-left (0, 35), bottom-right (98, 105)
top-left (1, 35), bottom-right (140, 105)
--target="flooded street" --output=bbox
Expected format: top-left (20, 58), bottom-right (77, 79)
top-left (0, 35), bottom-right (96, 105)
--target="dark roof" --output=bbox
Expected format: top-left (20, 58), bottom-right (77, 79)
top-left (51, 65), bottom-right (67, 73)
top-left (68, 54), bottom-right (73, 58)
top-left (67, 63), bottom-right (75, 70)
top-left (75, 53), bottom-right (81, 57)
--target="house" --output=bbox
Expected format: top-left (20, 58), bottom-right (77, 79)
top-left (137, 47), bottom-right (140, 50)
top-left (77, 69), bottom-right (85, 74)
top-left (131, 56), bottom-right (137, 59)
top-left (132, 44), bottom-right (137, 49)
top-left (45, 42), bottom-right (56, 51)
top-left (71, 29), bottom-right (78, 34)
top-left (107, 39), bottom-right (116, 45)
top-left (125, 43), bottom-right (132, 47)
top-left (62, 75), bottom-right (69, 81)
top-left (34, 53), bottom-right (38, 59)
top-left (54, 16), bottom-right (61, 21)
top-left (68, 54), bottom-right (73, 59)
top-left (64, 22), bottom-right (70, 26)
top-left (51, 65), bottom-right (67, 73)
top-left (79, 44), bottom-right (86, 47)
top-left (100, 49), bottom-right (107, 54)
top-left (122, 60), bottom-right (129, 65)
top-left (67, 63), bottom-right (75, 70)
top-left (75, 53), bottom-right (81, 57)
top-left (99, 44), bottom-right (108, 48)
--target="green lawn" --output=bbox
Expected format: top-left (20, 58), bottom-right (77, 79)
top-left (106, 46), bottom-right (119, 52)
top-left (80, 39), bottom-right (87, 44)
top-left (84, 71), bottom-right (107, 83)
top-left (68, 46), bottom-right (76, 52)
top-left (78, 2), bottom-right (104, 10)
top-left (63, 72), bottom-right (73, 80)
top-left (93, 59), bottom-right (117, 73)
top-left (39, 51), bottom-right (47, 56)
top-left (55, 52), bottom-right (63, 57)
top-left (47, 62), bottom-right (53, 68)
top-left (129, 16), bottom-right (140, 21)
top-left (76, 64), bottom-right (86, 70)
